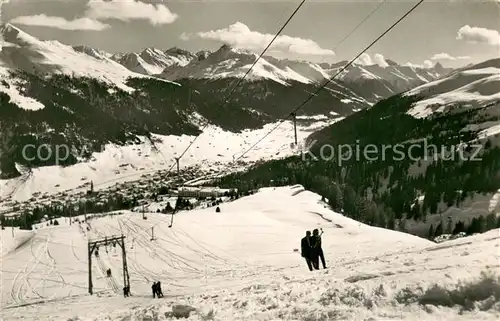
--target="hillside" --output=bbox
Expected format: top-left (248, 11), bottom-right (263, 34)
top-left (0, 22), bottom-right (455, 204)
top-left (0, 23), bottom-right (363, 182)
top-left (218, 58), bottom-right (500, 238)
top-left (1, 185), bottom-right (498, 321)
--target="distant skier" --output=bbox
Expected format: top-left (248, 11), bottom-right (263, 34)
top-left (312, 228), bottom-right (326, 269)
top-left (301, 231), bottom-right (314, 271)
top-left (123, 285), bottom-right (130, 297)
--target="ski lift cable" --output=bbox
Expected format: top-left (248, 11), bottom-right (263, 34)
top-left (161, 0), bottom-right (387, 181)
top-left (119, 1), bottom-right (308, 229)
top-left (160, 0), bottom-right (308, 178)
top-left (299, 0), bottom-right (387, 95)
top-left (215, 0), bottom-right (426, 173)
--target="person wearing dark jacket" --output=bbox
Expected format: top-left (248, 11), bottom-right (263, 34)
top-left (156, 281), bottom-right (163, 298)
top-left (152, 282), bottom-right (157, 298)
top-left (312, 228), bottom-right (326, 269)
top-left (301, 231), bottom-right (314, 271)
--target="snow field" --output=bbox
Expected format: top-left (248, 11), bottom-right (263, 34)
top-left (0, 186), bottom-right (499, 320)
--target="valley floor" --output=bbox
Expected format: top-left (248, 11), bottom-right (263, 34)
top-left (1, 186), bottom-right (499, 320)
top-left (0, 117), bottom-right (340, 205)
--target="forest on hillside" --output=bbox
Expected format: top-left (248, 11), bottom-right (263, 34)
top-left (0, 72), bottom-right (362, 178)
top-left (216, 94), bottom-right (500, 239)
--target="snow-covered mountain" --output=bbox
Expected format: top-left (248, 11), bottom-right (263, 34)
top-left (0, 23), bottom-right (367, 185)
top-left (233, 58), bottom-right (500, 237)
top-left (0, 24), bottom-right (172, 93)
top-left (111, 47), bottom-right (195, 75)
top-left (332, 61), bottom-right (451, 100)
top-left (70, 40), bottom-right (451, 102)
top-left (154, 44), bottom-right (452, 101)
top-left (0, 23), bottom-right (465, 208)
top-left (404, 59), bottom-right (500, 119)
top-left (160, 44), bottom-right (312, 86)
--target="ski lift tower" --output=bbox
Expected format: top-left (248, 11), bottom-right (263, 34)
top-left (88, 235), bottom-right (129, 295)
top-left (290, 112), bottom-right (298, 146)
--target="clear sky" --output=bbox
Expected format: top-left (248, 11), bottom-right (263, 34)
top-left (1, 0), bottom-right (499, 68)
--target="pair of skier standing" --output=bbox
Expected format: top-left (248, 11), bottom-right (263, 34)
top-left (301, 228), bottom-right (327, 271)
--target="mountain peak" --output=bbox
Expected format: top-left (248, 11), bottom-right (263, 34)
top-left (433, 62), bottom-right (446, 73)
top-left (1, 23), bottom-right (38, 45)
top-left (219, 43), bottom-right (232, 51)
top-left (73, 45), bottom-right (111, 59)
top-left (215, 43), bottom-right (255, 56)
top-left (385, 59), bottom-right (399, 66)
top-left (165, 46), bottom-right (192, 57)
top-left (1, 23), bottom-right (20, 33)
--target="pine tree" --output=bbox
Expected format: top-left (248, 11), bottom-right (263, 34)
top-left (446, 217), bottom-right (453, 234)
top-left (476, 215), bottom-right (486, 233)
top-left (452, 221), bottom-right (465, 234)
top-left (435, 221), bottom-right (443, 236)
top-left (386, 210), bottom-right (396, 230)
top-left (411, 202), bottom-right (422, 221)
top-left (485, 212), bottom-right (496, 230)
top-left (428, 224), bottom-right (434, 239)
top-left (466, 218), bottom-right (478, 235)
top-left (398, 216), bottom-right (407, 232)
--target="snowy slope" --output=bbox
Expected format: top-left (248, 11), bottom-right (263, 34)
top-left (0, 65), bottom-right (45, 110)
top-left (0, 23), bottom-right (175, 92)
top-left (404, 60), bottom-right (500, 118)
top-left (1, 186), bottom-right (499, 321)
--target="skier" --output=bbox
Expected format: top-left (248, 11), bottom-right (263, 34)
top-left (312, 228), bottom-right (326, 269)
top-left (301, 231), bottom-right (314, 271)
top-left (156, 281), bottom-right (164, 298)
top-left (152, 282), bottom-right (157, 298)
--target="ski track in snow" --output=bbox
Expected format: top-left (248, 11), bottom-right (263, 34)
top-left (1, 186), bottom-right (499, 321)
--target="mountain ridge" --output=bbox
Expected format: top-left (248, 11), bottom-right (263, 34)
top-left (0, 23), bottom-right (366, 182)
